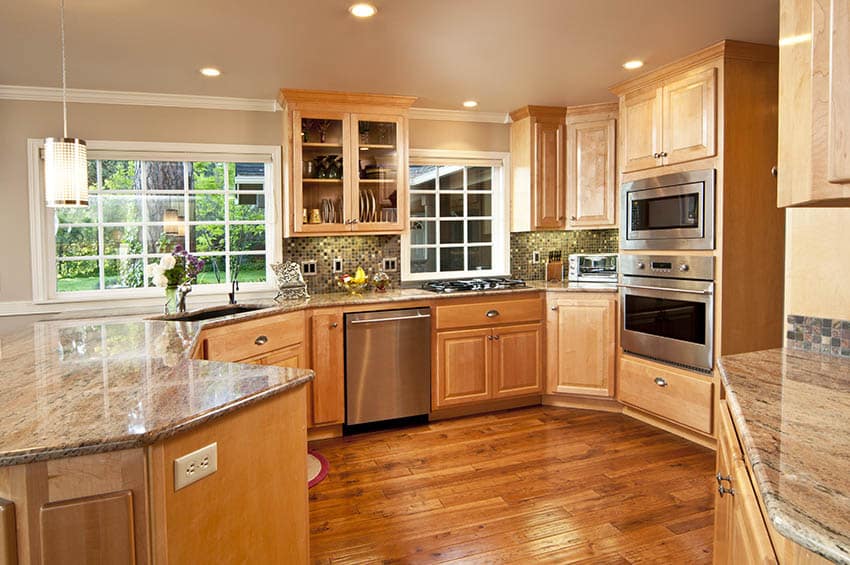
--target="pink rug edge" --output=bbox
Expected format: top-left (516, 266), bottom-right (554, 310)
top-left (308, 450), bottom-right (330, 489)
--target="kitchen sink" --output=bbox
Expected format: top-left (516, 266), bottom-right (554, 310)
top-left (152, 304), bottom-right (266, 322)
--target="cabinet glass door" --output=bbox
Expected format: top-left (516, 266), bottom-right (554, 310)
top-left (293, 111), bottom-right (350, 233)
top-left (351, 115), bottom-right (405, 232)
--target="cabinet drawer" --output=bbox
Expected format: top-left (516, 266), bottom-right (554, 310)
top-left (618, 355), bottom-right (713, 434)
top-left (435, 296), bottom-right (543, 330)
top-left (203, 311), bottom-right (305, 362)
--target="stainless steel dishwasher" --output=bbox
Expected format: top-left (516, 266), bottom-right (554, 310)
top-left (345, 307), bottom-right (431, 425)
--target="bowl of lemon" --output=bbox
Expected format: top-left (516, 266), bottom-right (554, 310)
top-left (337, 267), bottom-right (369, 295)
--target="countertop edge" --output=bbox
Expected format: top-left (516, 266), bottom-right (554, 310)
top-left (717, 357), bottom-right (849, 565)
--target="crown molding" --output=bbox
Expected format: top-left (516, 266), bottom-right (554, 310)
top-left (408, 107), bottom-right (510, 124)
top-left (0, 85), bottom-right (281, 112)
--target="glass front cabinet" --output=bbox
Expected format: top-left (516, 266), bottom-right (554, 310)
top-left (281, 90), bottom-right (416, 235)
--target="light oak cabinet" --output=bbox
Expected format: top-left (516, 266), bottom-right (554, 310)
top-left (777, 0), bottom-right (850, 206)
top-left (280, 89), bottom-right (417, 235)
top-left (510, 106), bottom-right (568, 231)
top-left (546, 294), bottom-right (616, 398)
top-left (566, 104), bottom-right (618, 229)
top-left (618, 66), bottom-right (717, 173)
top-left (309, 309), bottom-right (345, 427)
top-left (492, 323), bottom-right (544, 398)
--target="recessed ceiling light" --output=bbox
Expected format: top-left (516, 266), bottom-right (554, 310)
top-left (349, 3), bottom-right (377, 18)
top-left (200, 67), bottom-right (221, 77)
top-left (462, 100), bottom-right (478, 108)
top-left (622, 60), bottom-right (644, 70)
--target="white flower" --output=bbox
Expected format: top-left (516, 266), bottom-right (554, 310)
top-left (146, 263), bottom-right (163, 278)
top-left (154, 274), bottom-right (170, 288)
top-left (160, 255), bottom-right (177, 270)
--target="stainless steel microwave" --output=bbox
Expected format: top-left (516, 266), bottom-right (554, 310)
top-left (620, 169), bottom-right (715, 250)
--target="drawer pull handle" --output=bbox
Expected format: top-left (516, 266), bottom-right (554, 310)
top-left (716, 473), bottom-right (732, 486)
top-left (254, 335), bottom-right (269, 346)
top-left (654, 377), bottom-right (668, 387)
top-left (486, 310), bottom-right (500, 318)
top-left (718, 485), bottom-right (735, 498)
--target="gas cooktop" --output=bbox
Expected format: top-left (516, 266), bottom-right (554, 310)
top-left (421, 277), bottom-right (527, 293)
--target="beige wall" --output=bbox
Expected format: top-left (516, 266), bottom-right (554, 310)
top-left (0, 101), bottom-right (508, 304)
top-left (785, 208), bottom-right (850, 320)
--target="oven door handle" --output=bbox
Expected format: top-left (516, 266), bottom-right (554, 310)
top-left (617, 283), bottom-right (713, 296)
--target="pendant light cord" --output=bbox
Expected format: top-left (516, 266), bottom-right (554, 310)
top-left (59, 0), bottom-right (68, 138)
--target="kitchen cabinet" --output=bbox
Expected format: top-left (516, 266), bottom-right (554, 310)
top-left (279, 89), bottom-right (417, 235)
top-left (510, 106), bottom-right (567, 231)
top-left (309, 309), bottom-right (345, 427)
top-left (777, 0), bottom-right (850, 206)
top-left (618, 65), bottom-right (717, 173)
top-left (566, 104), bottom-right (618, 229)
top-left (546, 294), bottom-right (616, 398)
top-left (199, 311), bottom-right (305, 364)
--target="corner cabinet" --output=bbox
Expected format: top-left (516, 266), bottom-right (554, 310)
top-left (280, 89), bottom-right (417, 235)
top-left (565, 104), bottom-right (618, 229)
top-left (510, 106), bottom-right (568, 231)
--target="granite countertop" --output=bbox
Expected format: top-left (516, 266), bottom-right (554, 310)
top-left (718, 349), bottom-right (850, 564)
top-left (526, 280), bottom-right (618, 293)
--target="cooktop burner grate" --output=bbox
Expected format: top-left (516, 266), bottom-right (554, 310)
top-left (421, 277), bottom-right (527, 293)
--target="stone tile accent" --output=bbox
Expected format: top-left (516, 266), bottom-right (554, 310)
top-left (509, 229), bottom-right (619, 280)
top-left (786, 315), bottom-right (850, 358)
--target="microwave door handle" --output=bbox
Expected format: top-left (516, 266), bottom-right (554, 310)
top-left (617, 283), bottom-right (713, 296)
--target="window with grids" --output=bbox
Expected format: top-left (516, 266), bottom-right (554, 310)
top-left (51, 157), bottom-right (272, 295)
top-left (406, 161), bottom-right (506, 279)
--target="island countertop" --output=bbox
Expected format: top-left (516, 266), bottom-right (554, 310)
top-left (718, 349), bottom-right (850, 565)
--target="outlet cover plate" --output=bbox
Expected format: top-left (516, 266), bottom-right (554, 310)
top-left (333, 258), bottom-right (343, 273)
top-left (301, 260), bottom-right (317, 277)
top-left (532, 251), bottom-right (541, 264)
top-left (174, 442), bottom-right (218, 491)
top-left (383, 257), bottom-right (398, 272)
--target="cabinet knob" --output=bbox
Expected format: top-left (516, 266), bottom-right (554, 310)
top-left (653, 377), bottom-right (668, 387)
top-left (487, 335), bottom-right (494, 341)
top-left (550, 306), bottom-right (558, 311)
top-left (330, 322), bottom-right (338, 328)
top-left (254, 335), bottom-right (269, 346)
top-left (485, 310), bottom-right (500, 318)
top-left (659, 151), bottom-right (668, 158)
top-left (493, 335), bottom-right (500, 340)
top-left (770, 166), bottom-right (778, 178)
top-left (652, 152), bottom-right (660, 159)
top-left (570, 215), bottom-right (577, 221)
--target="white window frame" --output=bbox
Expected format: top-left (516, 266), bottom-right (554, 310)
top-left (27, 139), bottom-right (283, 304)
top-left (401, 149), bottom-right (511, 282)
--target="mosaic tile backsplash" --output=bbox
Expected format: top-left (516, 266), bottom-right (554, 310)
top-left (786, 315), bottom-right (850, 358)
top-left (510, 229), bottom-right (619, 281)
top-left (283, 236), bottom-right (401, 295)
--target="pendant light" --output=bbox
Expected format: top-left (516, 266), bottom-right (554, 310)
top-left (44, 0), bottom-right (88, 208)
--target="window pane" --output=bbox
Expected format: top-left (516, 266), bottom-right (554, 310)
top-left (195, 256), bottom-right (226, 285)
top-left (438, 167), bottom-right (463, 190)
top-left (230, 224), bottom-right (266, 251)
top-left (231, 255), bottom-right (266, 282)
top-left (88, 161), bottom-right (98, 189)
top-left (440, 248), bottom-right (465, 272)
top-left (410, 220), bottom-right (435, 245)
top-left (100, 160), bottom-right (138, 191)
top-left (104, 258), bottom-right (145, 289)
top-left (145, 161), bottom-right (185, 191)
top-left (103, 226), bottom-right (142, 256)
top-left (467, 220), bottom-right (492, 243)
top-left (229, 194), bottom-right (265, 221)
top-left (190, 194), bottom-right (226, 222)
top-left (409, 166), bottom-right (436, 190)
top-left (56, 198), bottom-right (98, 224)
top-left (102, 195), bottom-right (143, 223)
top-left (468, 167), bottom-right (492, 191)
top-left (190, 225), bottom-right (226, 253)
top-left (192, 162), bottom-right (226, 190)
top-left (145, 195), bottom-right (185, 224)
top-left (440, 221), bottom-right (464, 244)
top-left (468, 246), bottom-right (493, 271)
top-left (145, 226), bottom-right (183, 254)
top-left (57, 260), bottom-right (100, 292)
top-left (56, 226), bottom-right (98, 257)
top-left (410, 248), bottom-right (436, 273)
top-left (467, 193), bottom-right (491, 216)
top-left (410, 194), bottom-right (435, 217)
top-left (440, 194), bottom-right (464, 217)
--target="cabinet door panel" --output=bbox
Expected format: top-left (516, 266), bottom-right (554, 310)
top-left (567, 118), bottom-right (616, 228)
top-left (552, 296), bottom-right (616, 397)
top-left (261, 343), bottom-right (305, 368)
top-left (829, 0), bottom-right (850, 184)
top-left (662, 67), bottom-right (717, 165)
top-left (311, 310), bottom-right (345, 426)
top-left (434, 328), bottom-right (492, 408)
top-left (492, 323), bottom-right (543, 398)
top-left (533, 121), bottom-right (566, 229)
top-left (622, 87), bottom-right (662, 172)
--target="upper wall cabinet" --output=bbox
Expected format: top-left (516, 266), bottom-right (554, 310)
top-left (510, 106), bottom-right (567, 231)
top-left (566, 104), bottom-right (618, 229)
top-left (777, 0), bottom-right (850, 206)
top-left (617, 66), bottom-right (717, 173)
top-left (279, 89), bottom-right (417, 235)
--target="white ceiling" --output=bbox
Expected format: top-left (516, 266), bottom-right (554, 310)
top-left (0, 0), bottom-right (779, 112)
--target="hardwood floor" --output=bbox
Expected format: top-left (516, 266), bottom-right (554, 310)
top-left (309, 406), bottom-right (715, 564)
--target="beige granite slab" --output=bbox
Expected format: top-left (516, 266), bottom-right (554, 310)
top-left (526, 281), bottom-right (618, 293)
top-left (718, 349), bottom-right (850, 565)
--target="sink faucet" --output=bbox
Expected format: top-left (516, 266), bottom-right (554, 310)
top-left (176, 283), bottom-right (192, 314)
top-left (228, 280), bottom-right (240, 305)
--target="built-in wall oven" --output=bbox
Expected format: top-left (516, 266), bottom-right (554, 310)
top-left (621, 169), bottom-right (715, 250)
top-left (619, 254), bottom-right (715, 371)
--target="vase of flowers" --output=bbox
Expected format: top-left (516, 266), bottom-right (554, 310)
top-left (147, 245), bottom-right (205, 314)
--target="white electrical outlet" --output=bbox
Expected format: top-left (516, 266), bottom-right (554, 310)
top-left (174, 442), bottom-right (218, 491)
top-left (532, 251), bottom-right (541, 264)
top-left (301, 260), bottom-right (317, 277)
top-left (333, 257), bottom-right (343, 273)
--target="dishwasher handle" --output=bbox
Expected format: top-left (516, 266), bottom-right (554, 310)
top-left (349, 313), bottom-right (431, 325)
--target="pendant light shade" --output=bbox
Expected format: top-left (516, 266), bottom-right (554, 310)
top-left (44, 137), bottom-right (88, 207)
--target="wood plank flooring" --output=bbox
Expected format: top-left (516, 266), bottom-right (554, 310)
top-left (309, 406), bottom-right (715, 564)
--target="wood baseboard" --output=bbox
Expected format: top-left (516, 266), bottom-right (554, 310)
top-left (308, 424), bottom-right (343, 442)
top-left (622, 406), bottom-right (716, 450)
top-left (542, 394), bottom-right (623, 413)
top-left (428, 396), bottom-right (542, 421)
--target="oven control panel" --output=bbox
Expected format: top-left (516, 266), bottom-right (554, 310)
top-left (620, 254), bottom-right (714, 281)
